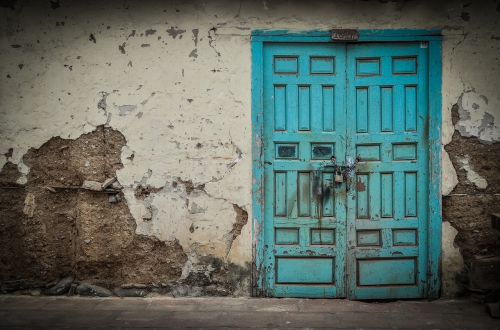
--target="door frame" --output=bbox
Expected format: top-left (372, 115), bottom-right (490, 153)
top-left (251, 29), bottom-right (443, 299)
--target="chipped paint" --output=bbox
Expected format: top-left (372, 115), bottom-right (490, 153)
top-left (441, 221), bottom-right (465, 298)
top-left (457, 155), bottom-right (488, 190)
top-left (166, 26), bottom-right (186, 39)
top-left (455, 91), bottom-right (499, 142)
top-left (356, 179), bottom-right (366, 192)
top-left (441, 148), bottom-right (458, 196)
top-left (0, 0), bottom-right (499, 297)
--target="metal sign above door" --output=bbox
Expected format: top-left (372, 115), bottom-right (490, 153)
top-left (331, 29), bottom-right (359, 42)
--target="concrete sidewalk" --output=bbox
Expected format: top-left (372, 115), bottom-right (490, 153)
top-left (0, 295), bottom-right (498, 329)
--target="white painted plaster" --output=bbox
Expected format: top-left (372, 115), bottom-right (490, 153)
top-left (1, 0), bottom-right (499, 295)
top-left (442, 148), bottom-right (458, 196)
top-left (457, 155), bottom-right (488, 190)
top-left (456, 91), bottom-right (499, 142)
top-left (441, 221), bottom-right (464, 298)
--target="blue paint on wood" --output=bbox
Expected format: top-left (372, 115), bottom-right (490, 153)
top-left (311, 229), bottom-right (335, 245)
top-left (405, 86), bottom-right (418, 131)
top-left (393, 229), bottom-right (418, 246)
top-left (251, 38), bottom-right (265, 297)
top-left (346, 41), bottom-right (432, 299)
top-left (311, 143), bottom-right (335, 160)
top-left (357, 144), bottom-right (381, 161)
top-left (252, 29), bottom-right (442, 42)
top-left (357, 230), bottom-right (382, 246)
top-left (357, 258), bottom-right (416, 286)
top-left (298, 172), bottom-right (311, 217)
top-left (274, 172), bottom-right (287, 217)
top-left (310, 56), bottom-right (335, 74)
top-left (275, 228), bottom-right (300, 245)
top-left (356, 58), bottom-right (380, 76)
top-left (276, 258), bottom-right (335, 284)
top-left (322, 173), bottom-right (335, 217)
top-left (261, 42), bottom-right (347, 298)
top-left (356, 87), bottom-right (368, 133)
top-left (274, 56), bottom-right (298, 74)
top-left (298, 86), bottom-right (311, 130)
top-left (356, 174), bottom-right (370, 219)
top-left (274, 86), bottom-right (286, 131)
top-left (275, 143), bottom-right (299, 159)
top-left (322, 86), bottom-right (335, 131)
top-left (252, 30), bottom-right (442, 299)
top-left (405, 172), bottom-right (417, 217)
top-left (393, 56), bottom-right (417, 74)
top-left (381, 173), bottom-right (394, 218)
top-left (381, 87), bottom-right (394, 132)
top-left (393, 143), bottom-right (417, 160)
top-left (427, 40), bottom-right (442, 299)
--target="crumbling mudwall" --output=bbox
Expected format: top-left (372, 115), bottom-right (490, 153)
top-left (441, 106), bottom-right (500, 297)
top-left (0, 127), bottom-right (188, 293)
top-left (1, 0), bottom-right (499, 297)
top-left (0, 126), bottom-right (248, 296)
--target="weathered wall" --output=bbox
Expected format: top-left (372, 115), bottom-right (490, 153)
top-left (1, 0), bottom-right (499, 297)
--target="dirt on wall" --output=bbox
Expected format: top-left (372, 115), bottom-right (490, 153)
top-left (447, 105), bottom-right (500, 195)
top-left (0, 126), bottom-right (187, 292)
top-left (0, 125), bottom-right (251, 296)
top-left (443, 106), bottom-right (500, 293)
top-left (444, 130), bottom-right (500, 260)
top-left (5, 116), bottom-right (496, 297)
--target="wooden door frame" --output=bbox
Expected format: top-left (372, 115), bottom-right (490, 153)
top-left (251, 29), bottom-right (443, 299)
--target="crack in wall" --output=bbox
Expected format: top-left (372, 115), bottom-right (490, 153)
top-left (223, 204), bottom-right (248, 258)
top-left (208, 27), bottom-right (221, 59)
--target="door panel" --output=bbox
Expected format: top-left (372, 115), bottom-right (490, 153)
top-left (262, 41), bottom-right (430, 299)
top-left (263, 43), bottom-right (347, 298)
top-left (346, 43), bottom-right (429, 299)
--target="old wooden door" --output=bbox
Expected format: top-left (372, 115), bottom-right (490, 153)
top-left (261, 41), bottom-right (430, 299)
top-left (263, 43), bottom-right (347, 298)
top-left (345, 43), bottom-right (429, 299)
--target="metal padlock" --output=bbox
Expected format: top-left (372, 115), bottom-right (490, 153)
top-left (335, 170), bottom-right (343, 183)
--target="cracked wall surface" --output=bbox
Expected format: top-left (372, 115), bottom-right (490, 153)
top-left (442, 106), bottom-right (500, 295)
top-left (0, 127), bottom-right (188, 293)
top-left (1, 0), bottom-right (500, 297)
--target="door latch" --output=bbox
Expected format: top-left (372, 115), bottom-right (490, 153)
top-left (334, 169), bottom-right (343, 184)
top-left (313, 156), bottom-right (360, 190)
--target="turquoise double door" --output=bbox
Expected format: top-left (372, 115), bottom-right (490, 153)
top-left (262, 42), bottom-right (429, 299)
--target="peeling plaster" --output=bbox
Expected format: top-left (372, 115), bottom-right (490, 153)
top-left (442, 148), bottom-right (458, 196)
top-left (118, 104), bottom-right (138, 116)
top-left (441, 221), bottom-right (464, 298)
top-left (1, 0), bottom-right (500, 293)
top-left (455, 91), bottom-right (500, 142)
top-left (457, 155), bottom-right (488, 190)
top-left (166, 26), bottom-right (186, 39)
